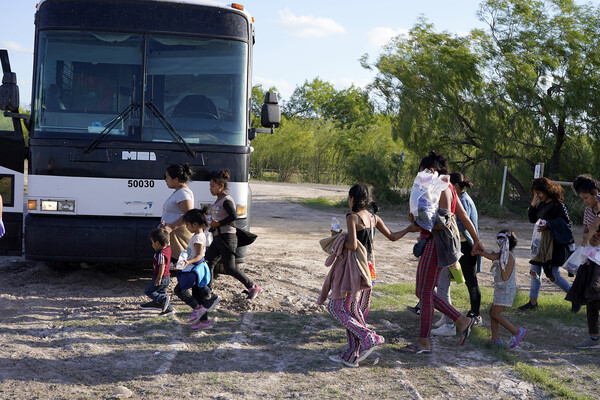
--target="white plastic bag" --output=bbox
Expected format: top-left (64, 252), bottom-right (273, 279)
top-left (530, 219), bottom-right (545, 259)
top-left (562, 245), bottom-right (592, 274)
top-left (409, 170), bottom-right (450, 231)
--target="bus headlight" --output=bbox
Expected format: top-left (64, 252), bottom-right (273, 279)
top-left (41, 199), bottom-right (76, 212)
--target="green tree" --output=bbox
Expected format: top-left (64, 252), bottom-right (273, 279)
top-left (367, 0), bottom-right (600, 201)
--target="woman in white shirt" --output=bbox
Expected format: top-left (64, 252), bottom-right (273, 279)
top-left (161, 163), bottom-right (194, 260)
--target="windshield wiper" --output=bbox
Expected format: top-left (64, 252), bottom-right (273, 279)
top-left (83, 102), bottom-right (139, 153)
top-left (145, 101), bottom-right (196, 158)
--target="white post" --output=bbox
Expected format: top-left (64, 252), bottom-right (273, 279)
top-left (500, 166), bottom-right (508, 206)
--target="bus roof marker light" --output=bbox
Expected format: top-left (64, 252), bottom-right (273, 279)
top-left (231, 3), bottom-right (244, 11)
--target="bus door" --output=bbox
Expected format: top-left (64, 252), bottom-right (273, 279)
top-left (0, 49), bottom-right (25, 255)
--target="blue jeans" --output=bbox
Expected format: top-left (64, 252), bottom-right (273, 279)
top-left (144, 276), bottom-right (170, 305)
top-left (529, 265), bottom-right (571, 299)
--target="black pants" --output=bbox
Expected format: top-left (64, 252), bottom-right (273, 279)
top-left (587, 300), bottom-right (600, 336)
top-left (173, 283), bottom-right (211, 309)
top-left (460, 241), bottom-right (481, 316)
top-left (206, 232), bottom-right (253, 289)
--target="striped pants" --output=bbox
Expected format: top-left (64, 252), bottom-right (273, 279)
top-left (327, 289), bottom-right (379, 363)
top-left (416, 236), bottom-right (461, 338)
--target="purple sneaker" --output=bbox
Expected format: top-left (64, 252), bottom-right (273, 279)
top-left (509, 328), bottom-right (526, 349)
top-left (189, 306), bottom-right (207, 323)
top-left (191, 318), bottom-right (211, 330)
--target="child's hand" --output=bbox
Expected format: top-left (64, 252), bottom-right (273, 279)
top-left (154, 279), bottom-right (162, 286)
top-left (590, 233), bottom-right (600, 247)
top-left (472, 240), bottom-right (484, 255)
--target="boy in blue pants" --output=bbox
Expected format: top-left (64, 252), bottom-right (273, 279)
top-left (140, 228), bottom-right (174, 315)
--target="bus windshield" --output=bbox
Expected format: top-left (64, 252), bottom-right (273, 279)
top-left (33, 31), bottom-right (248, 146)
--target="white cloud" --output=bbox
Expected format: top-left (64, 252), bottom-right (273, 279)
top-left (1, 40), bottom-right (33, 54)
top-left (253, 76), bottom-right (295, 101)
top-left (367, 27), bottom-right (409, 48)
top-left (277, 8), bottom-right (346, 38)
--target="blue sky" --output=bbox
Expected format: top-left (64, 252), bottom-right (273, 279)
top-left (0, 0), bottom-right (557, 107)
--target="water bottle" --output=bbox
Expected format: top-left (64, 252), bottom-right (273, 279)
top-left (331, 217), bottom-right (341, 233)
top-left (176, 251), bottom-right (188, 270)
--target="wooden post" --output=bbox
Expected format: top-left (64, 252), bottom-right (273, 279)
top-left (500, 165), bottom-right (508, 206)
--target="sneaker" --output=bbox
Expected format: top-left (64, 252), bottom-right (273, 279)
top-left (189, 306), bottom-right (207, 323)
top-left (161, 296), bottom-right (171, 313)
top-left (573, 337), bottom-right (600, 349)
top-left (485, 338), bottom-right (503, 347)
top-left (433, 315), bottom-right (446, 328)
top-left (432, 323), bottom-right (456, 337)
top-left (159, 306), bottom-right (174, 316)
top-left (571, 302), bottom-right (582, 313)
top-left (406, 305), bottom-right (421, 316)
top-left (190, 318), bottom-right (211, 330)
top-left (509, 328), bottom-right (526, 349)
top-left (140, 301), bottom-right (162, 310)
top-left (204, 294), bottom-right (221, 313)
top-left (247, 284), bottom-right (262, 300)
top-left (517, 302), bottom-right (538, 311)
top-left (328, 354), bottom-right (358, 368)
top-left (357, 335), bottom-right (385, 363)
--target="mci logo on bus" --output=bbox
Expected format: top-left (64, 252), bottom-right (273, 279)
top-left (122, 151), bottom-right (157, 161)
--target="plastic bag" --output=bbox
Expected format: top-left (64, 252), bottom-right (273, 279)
top-left (562, 245), bottom-right (593, 274)
top-left (409, 170), bottom-right (450, 231)
top-left (530, 219), bottom-right (545, 259)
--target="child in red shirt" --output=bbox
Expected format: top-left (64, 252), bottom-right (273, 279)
top-left (140, 228), bottom-right (173, 315)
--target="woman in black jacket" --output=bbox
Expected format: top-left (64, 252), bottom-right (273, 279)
top-left (518, 177), bottom-right (578, 312)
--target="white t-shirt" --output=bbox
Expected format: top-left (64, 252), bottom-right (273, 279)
top-left (187, 232), bottom-right (207, 260)
top-left (162, 187), bottom-right (194, 225)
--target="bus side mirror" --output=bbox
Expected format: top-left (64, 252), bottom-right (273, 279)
top-left (0, 50), bottom-right (20, 112)
top-left (249, 92), bottom-right (280, 141)
top-left (260, 92), bottom-right (280, 129)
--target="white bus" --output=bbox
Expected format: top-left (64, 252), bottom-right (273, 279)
top-left (0, 0), bottom-right (279, 265)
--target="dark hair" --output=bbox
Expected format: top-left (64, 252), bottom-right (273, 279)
top-left (531, 177), bottom-right (563, 202)
top-left (150, 228), bottom-right (170, 247)
top-left (166, 163), bottom-right (193, 183)
top-left (211, 168), bottom-right (231, 189)
top-left (182, 207), bottom-right (209, 229)
top-left (419, 151), bottom-right (449, 175)
top-left (498, 229), bottom-right (517, 250)
top-left (573, 174), bottom-right (600, 195)
top-left (450, 172), bottom-right (473, 189)
top-left (348, 183), bottom-right (379, 213)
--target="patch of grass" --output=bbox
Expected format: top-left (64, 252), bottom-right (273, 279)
top-left (514, 362), bottom-right (594, 400)
top-left (293, 197), bottom-right (346, 209)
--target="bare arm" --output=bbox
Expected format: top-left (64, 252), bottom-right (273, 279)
top-left (155, 263), bottom-right (165, 286)
top-left (344, 213), bottom-right (359, 250)
top-left (164, 199), bottom-right (193, 232)
top-left (480, 250), bottom-right (500, 261)
top-left (453, 192), bottom-right (484, 254)
top-left (375, 215), bottom-right (419, 241)
top-left (185, 242), bottom-right (205, 266)
top-left (501, 254), bottom-right (515, 281)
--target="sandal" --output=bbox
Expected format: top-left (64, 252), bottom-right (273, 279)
top-left (399, 344), bottom-right (431, 354)
top-left (459, 317), bottom-right (476, 346)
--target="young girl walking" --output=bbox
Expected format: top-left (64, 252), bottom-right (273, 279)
top-left (318, 183), bottom-right (417, 367)
top-left (480, 230), bottom-right (526, 349)
top-left (206, 168), bottom-right (262, 299)
top-left (174, 208), bottom-right (221, 330)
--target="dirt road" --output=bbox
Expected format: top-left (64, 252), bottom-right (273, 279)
top-left (0, 182), bottom-right (597, 399)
